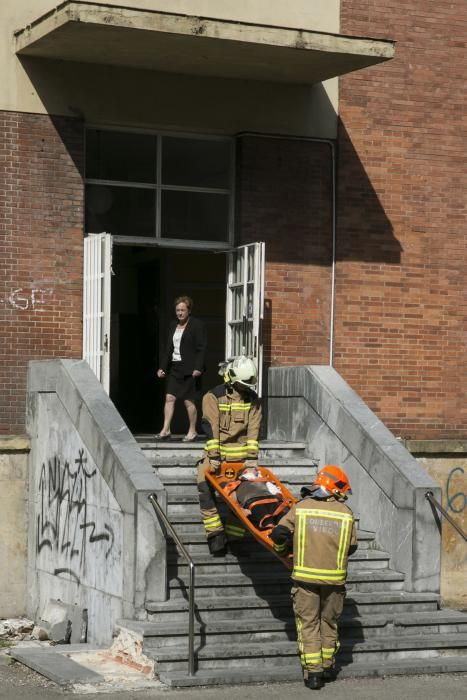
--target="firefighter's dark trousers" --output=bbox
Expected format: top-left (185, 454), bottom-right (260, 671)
top-left (196, 457), bottom-right (246, 542)
top-left (292, 582), bottom-right (345, 676)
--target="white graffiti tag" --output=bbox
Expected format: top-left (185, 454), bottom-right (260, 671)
top-left (4, 287), bottom-right (53, 311)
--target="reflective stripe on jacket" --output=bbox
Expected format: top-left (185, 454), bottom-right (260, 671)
top-left (201, 384), bottom-right (261, 461)
top-left (276, 497), bottom-right (357, 585)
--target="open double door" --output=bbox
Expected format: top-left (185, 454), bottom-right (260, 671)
top-left (83, 234), bottom-right (265, 407)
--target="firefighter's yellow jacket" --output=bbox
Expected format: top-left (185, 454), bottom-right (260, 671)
top-left (272, 496), bottom-right (357, 585)
top-left (201, 384), bottom-right (261, 462)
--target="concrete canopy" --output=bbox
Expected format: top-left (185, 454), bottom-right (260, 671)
top-left (14, 1), bottom-right (395, 84)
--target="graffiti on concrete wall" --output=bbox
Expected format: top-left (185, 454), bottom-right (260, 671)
top-left (444, 465), bottom-right (467, 568)
top-left (37, 448), bottom-right (115, 584)
top-left (446, 466), bottom-right (466, 514)
top-left (1, 287), bottom-right (53, 311)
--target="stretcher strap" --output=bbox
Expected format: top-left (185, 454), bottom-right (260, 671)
top-left (256, 498), bottom-right (290, 529)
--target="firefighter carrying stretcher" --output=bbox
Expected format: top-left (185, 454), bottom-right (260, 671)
top-left (271, 465), bottom-right (358, 690)
top-left (197, 355), bottom-right (261, 556)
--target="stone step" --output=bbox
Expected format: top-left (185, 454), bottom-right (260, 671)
top-left (155, 463), bottom-right (315, 476)
top-left (167, 569), bottom-right (405, 597)
top-left (168, 540), bottom-right (374, 556)
top-left (138, 439), bottom-right (309, 466)
top-left (168, 506), bottom-right (372, 553)
top-left (146, 592), bottom-right (440, 623)
top-left (165, 505), bottom-right (363, 526)
top-left (158, 655), bottom-right (467, 686)
top-left (118, 614), bottom-right (388, 648)
top-left (119, 610), bottom-right (467, 649)
top-left (166, 505), bottom-right (365, 526)
top-left (160, 465), bottom-right (316, 482)
top-left (160, 470), bottom-right (318, 489)
top-left (167, 548), bottom-right (391, 574)
top-left (392, 610), bottom-right (467, 635)
top-left (147, 633), bottom-right (467, 671)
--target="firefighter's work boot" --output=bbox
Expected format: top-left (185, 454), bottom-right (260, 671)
top-left (207, 533), bottom-right (227, 557)
top-left (305, 673), bottom-right (324, 690)
top-left (322, 666), bottom-right (336, 682)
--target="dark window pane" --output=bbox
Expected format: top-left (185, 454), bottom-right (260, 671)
top-left (86, 130), bottom-right (156, 183)
top-left (162, 137), bottom-right (231, 188)
top-left (161, 190), bottom-right (230, 241)
top-left (86, 185), bottom-right (155, 237)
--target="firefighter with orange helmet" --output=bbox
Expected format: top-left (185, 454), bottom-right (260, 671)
top-left (197, 355), bottom-right (262, 556)
top-left (271, 465), bottom-right (357, 690)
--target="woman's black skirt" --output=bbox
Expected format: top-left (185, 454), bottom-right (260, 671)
top-left (166, 362), bottom-right (201, 401)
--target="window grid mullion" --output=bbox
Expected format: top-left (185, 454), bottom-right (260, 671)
top-left (156, 135), bottom-right (162, 239)
top-left (86, 127), bottom-right (233, 243)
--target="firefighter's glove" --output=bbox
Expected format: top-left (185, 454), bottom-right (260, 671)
top-left (209, 458), bottom-right (221, 473)
top-left (243, 459), bottom-right (258, 469)
top-left (270, 524), bottom-right (292, 545)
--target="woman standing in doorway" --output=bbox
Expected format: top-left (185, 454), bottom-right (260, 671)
top-left (156, 296), bottom-right (207, 442)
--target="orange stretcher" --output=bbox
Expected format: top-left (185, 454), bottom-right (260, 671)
top-left (205, 462), bottom-right (297, 569)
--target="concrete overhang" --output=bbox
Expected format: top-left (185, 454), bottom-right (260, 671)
top-left (14, 1), bottom-right (395, 84)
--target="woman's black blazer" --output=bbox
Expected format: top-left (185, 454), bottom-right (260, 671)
top-left (159, 316), bottom-right (208, 375)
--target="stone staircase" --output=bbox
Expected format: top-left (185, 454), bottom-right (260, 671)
top-left (117, 438), bottom-right (467, 687)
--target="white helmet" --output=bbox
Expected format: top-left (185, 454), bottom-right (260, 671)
top-left (225, 355), bottom-right (258, 390)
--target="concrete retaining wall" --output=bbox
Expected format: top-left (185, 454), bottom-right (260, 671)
top-left (267, 366), bottom-right (442, 593)
top-left (26, 359), bottom-right (166, 645)
top-left (0, 437), bottom-right (30, 617)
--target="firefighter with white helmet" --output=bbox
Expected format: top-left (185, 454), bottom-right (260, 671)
top-left (271, 465), bottom-right (358, 690)
top-left (197, 355), bottom-right (262, 556)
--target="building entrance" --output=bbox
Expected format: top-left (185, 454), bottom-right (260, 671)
top-left (109, 245), bottom-right (226, 435)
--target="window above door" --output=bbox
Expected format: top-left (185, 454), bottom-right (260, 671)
top-left (85, 128), bottom-right (234, 246)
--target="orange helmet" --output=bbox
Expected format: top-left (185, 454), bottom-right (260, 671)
top-left (301, 465), bottom-right (352, 500)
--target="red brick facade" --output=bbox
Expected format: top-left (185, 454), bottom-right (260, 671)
top-left (335, 1), bottom-right (467, 438)
top-left (238, 136), bottom-right (333, 368)
top-left (0, 112), bottom-right (84, 434)
top-left (2, 1), bottom-right (466, 441)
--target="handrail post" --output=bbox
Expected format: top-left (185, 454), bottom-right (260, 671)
top-left (188, 561), bottom-right (195, 676)
top-left (148, 493), bottom-right (196, 676)
top-left (425, 490), bottom-right (467, 542)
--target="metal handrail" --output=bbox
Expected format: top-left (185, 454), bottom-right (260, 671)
top-left (148, 493), bottom-right (196, 676)
top-left (425, 491), bottom-right (467, 542)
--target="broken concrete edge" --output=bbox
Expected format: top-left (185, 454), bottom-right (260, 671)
top-left (8, 642), bottom-right (159, 687)
top-left (39, 599), bottom-right (87, 644)
top-left (110, 624), bottom-right (156, 676)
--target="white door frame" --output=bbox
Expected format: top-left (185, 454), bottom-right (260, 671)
top-left (225, 242), bottom-right (265, 395)
top-left (83, 233), bottom-right (112, 392)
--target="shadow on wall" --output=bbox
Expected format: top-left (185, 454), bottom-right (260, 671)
top-left (237, 124), bottom-right (400, 266)
top-left (236, 114), bottom-right (401, 379)
top-left (337, 117), bottom-right (402, 264)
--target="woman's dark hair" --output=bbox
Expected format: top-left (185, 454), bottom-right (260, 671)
top-left (175, 296), bottom-right (193, 312)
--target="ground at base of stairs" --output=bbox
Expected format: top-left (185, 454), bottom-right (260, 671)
top-left (1, 645), bottom-right (466, 699)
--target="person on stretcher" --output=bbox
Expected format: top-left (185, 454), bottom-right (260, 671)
top-left (227, 466), bottom-right (290, 530)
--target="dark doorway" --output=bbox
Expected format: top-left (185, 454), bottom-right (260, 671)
top-left (110, 245), bottom-right (226, 435)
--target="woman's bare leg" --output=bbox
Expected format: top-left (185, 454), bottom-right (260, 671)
top-left (159, 394), bottom-right (176, 435)
top-left (184, 399), bottom-right (197, 438)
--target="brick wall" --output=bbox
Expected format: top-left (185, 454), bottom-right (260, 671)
top-left (337, 1), bottom-right (467, 438)
top-left (0, 112), bottom-right (84, 434)
top-left (238, 136), bottom-right (333, 367)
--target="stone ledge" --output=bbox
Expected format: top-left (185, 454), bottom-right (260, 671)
top-left (0, 436), bottom-right (31, 453)
top-left (404, 440), bottom-right (467, 455)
